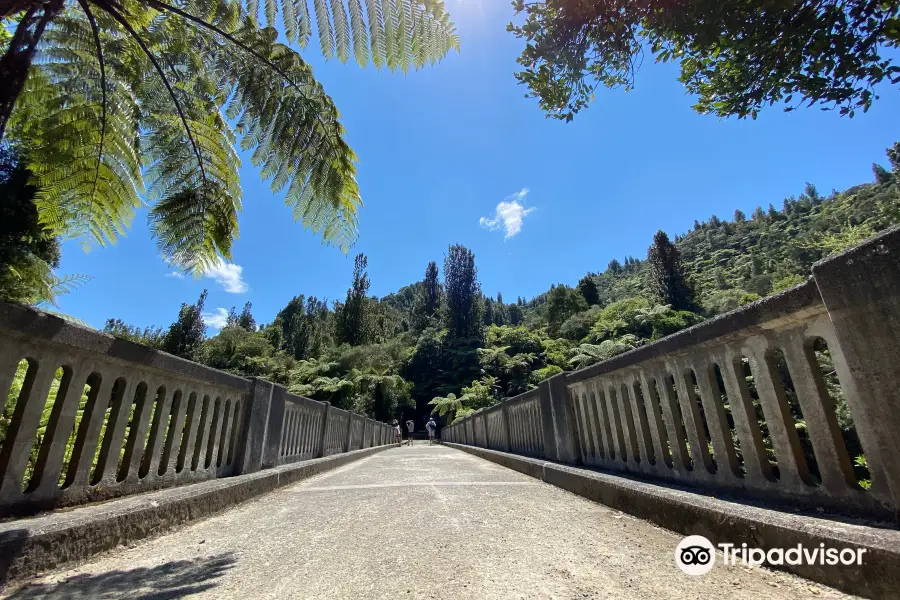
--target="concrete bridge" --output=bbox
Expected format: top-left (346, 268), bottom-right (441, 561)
top-left (1, 446), bottom-right (859, 599)
top-left (2, 228), bottom-right (900, 598)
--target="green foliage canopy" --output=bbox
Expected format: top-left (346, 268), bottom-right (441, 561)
top-left (508, 0), bottom-right (900, 122)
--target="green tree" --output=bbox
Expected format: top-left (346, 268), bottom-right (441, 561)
top-left (0, 146), bottom-right (63, 304)
top-left (873, 163), bottom-right (895, 184)
top-left (576, 274), bottom-right (600, 306)
top-left (507, 303), bottom-right (523, 326)
top-left (509, 0), bottom-right (900, 122)
top-left (413, 260), bottom-right (441, 330)
top-left (161, 289), bottom-right (208, 359)
top-left (482, 296), bottom-right (494, 326)
top-left (338, 253), bottom-right (371, 346)
top-left (1, 0), bottom-right (458, 270)
top-left (568, 336), bottom-right (638, 370)
top-left (647, 230), bottom-right (697, 312)
top-left (237, 301), bottom-right (256, 331)
top-left (888, 141), bottom-right (900, 174)
top-left (546, 284), bottom-right (588, 337)
top-left (103, 318), bottom-right (165, 348)
top-left (442, 244), bottom-right (482, 340)
top-left (493, 292), bottom-right (508, 326)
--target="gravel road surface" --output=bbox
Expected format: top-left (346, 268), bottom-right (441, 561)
top-left (5, 445), bottom-right (857, 599)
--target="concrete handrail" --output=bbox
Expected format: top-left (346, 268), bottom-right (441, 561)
top-left (447, 226), bottom-right (900, 523)
top-left (0, 302), bottom-right (395, 517)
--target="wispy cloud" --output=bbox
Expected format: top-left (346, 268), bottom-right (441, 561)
top-left (203, 308), bottom-right (230, 330)
top-left (164, 272), bottom-right (185, 279)
top-left (479, 188), bottom-right (536, 240)
top-left (205, 259), bottom-right (248, 294)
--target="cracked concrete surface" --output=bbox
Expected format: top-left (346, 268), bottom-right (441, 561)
top-left (5, 445), bottom-right (857, 599)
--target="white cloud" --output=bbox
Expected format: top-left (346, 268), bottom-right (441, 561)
top-left (479, 188), bottom-right (536, 240)
top-left (205, 259), bottom-right (248, 294)
top-left (164, 272), bottom-right (185, 279)
top-left (203, 308), bottom-right (230, 330)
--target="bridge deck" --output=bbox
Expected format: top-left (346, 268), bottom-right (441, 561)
top-left (6, 446), bottom-right (853, 599)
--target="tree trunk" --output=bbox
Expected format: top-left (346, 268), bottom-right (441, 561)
top-left (0, 0), bottom-right (64, 142)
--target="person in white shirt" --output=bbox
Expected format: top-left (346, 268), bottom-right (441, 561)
top-left (392, 420), bottom-right (402, 447)
top-left (426, 417), bottom-right (437, 445)
top-left (405, 419), bottom-right (415, 446)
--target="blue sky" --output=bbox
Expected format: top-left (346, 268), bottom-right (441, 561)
top-left (57, 0), bottom-right (900, 332)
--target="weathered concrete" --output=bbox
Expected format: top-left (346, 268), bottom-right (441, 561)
top-left (449, 443), bottom-right (900, 599)
top-left (813, 225), bottom-right (900, 521)
top-left (235, 379), bottom-right (274, 475)
top-left (0, 301), bottom-right (395, 517)
top-left (448, 267), bottom-right (899, 521)
top-left (0, 445), bottom-right (389, 586)
top-left (539, 373), bottom-right (579, 464)
top-left (4, 446), bottom-right (872, 599)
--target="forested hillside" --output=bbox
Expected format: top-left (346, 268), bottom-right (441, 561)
top-left (92, 149), bottom-right (900, 431)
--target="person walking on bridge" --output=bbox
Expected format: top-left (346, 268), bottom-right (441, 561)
top-left (426, 416), bottom-right (437, 445)
top-left (392, 420), bottom-right (402, 447)
top-left (405, 419), bottom-right (415, 446)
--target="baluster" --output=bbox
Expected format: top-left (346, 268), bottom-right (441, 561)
top-left (671, 362), bottom-right (714, 475)
top-left (781, 330), bottom-right (857, 491)
top-left (161, 390), bottom-right (187, 476)
top-left (66, 374), bottom-right (114, 489)
top-left (0, 355), bottom-right (59, 503)
top-left (653, 367), bottom-right (692, 473)
top-left (142, 384), bottom-right (175, 480)
top-left (744, 341), bottom-right (811, 491)
top-left (693, 359), bottom-right (740, 479)
top-left (716, 351), bottom-right (770, 484)
top-left (93, 376), bottom-right (135, 484)
top-left (123, 379), bottom-right (162, 481)
top-left (626, 374), bottom-right (654, 470)
top-left (639, 371), bottom-right (671, 469)
top-left (32, 364), bottom-right (90, 498)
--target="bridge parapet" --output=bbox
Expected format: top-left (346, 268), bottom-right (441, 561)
top-left (0, 303), bottom-right (393, 517)
top-left (447, 226), bottom-right (900, 523)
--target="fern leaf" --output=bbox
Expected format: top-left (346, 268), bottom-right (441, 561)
top-left (313, 0), bottom-right (336, 59)
top-left (297, 0), bottom-right (312, 47)
top-left (364, 0), bottom-right (386, 68)
top-left (330, 0), bottom-right (351, 63)
top-left (347, 0), bottom-right (368, 66)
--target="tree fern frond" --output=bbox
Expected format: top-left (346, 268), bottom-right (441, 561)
top-left (364, 0), bottom-right (386, 69)
top-left (149, 182), bottom-right (239, 272)
top-left (312, 0), bottom-right (335, 59)
top-left (297, 0), bottom-right (312, 47)
top-left (247, 0), bottom-right (260, 20)
top-left (10, 10), bottom-right (143, 247)
top-left (3, 0), bottom-right (451, 267)
top-left (347, 0), bottom-right (368, 66)
top-left (330, 0), bottom-right (351, 63)
top-left (265, 0), bottom-right (278, 28)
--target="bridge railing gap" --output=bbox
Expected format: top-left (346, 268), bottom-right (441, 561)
top-left (0, 306), bottom-right (395, 518)
top-left (447, 226), bottom-right (900, 523)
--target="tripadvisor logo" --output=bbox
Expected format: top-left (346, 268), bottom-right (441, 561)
top-left (675, 535), bottom-right (716, 575)
top-left (675, 535), bottom-right (866, 575)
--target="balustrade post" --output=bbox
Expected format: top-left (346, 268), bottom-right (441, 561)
top-left (813, 226), bottom-right (900, 519)
top-left (317, 402), bottom-right (331, 458)
top-left (538, 373), bottom-right (580, 464)
top-left (235, 378), bottom-right (273, 475)
top-left (501, 399), bottom-right (511, 452)
top-left (344, 414), bottom-right (354, 453)
top-left (261, 385), bottom-right (286, 469)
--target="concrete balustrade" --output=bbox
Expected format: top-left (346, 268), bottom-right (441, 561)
top-left (0, 302), bottom-right (394, 517)
top-left (446, 226), bottom-right (900, 523)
